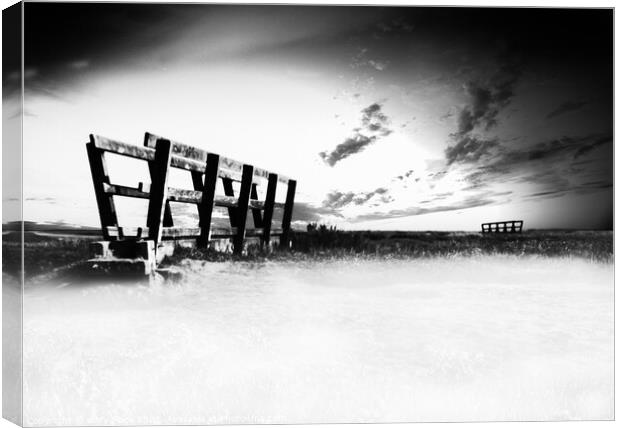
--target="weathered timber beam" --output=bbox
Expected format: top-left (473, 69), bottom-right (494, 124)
top-left (146, 148), bottom-right (173, 227)
top-left (102, 183), bottom-right (283, 210)
top-left (93, 134), bottom-right (293, 186)
top-left (86, 141), bottom-right (119, 240)
top-left (145, 132), bottom-right (290, 185)
top-left (262, 173), bottom-right (278, 247)
top-left (105, 226), bottom-right (284, 240)
top-left (250, 183), bottom-right (263, 228)
top-left (145, 139), bottom-right (173, 244)
top-left (196, 153), bottom-right (220, 247)
top-left (233, 165), bottom-right (254, 255)
top-left (91, 134), bottom-right (205, 173)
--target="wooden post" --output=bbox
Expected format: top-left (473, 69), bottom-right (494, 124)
top-left (195, 153), bottom-right (220, 247)
top-left (250, 183), bottom-right (263, 228)
top-left (86, 139), bottom-right (118, 240)
top-left (191, 170), bottom-right (204, 217)
top-left (262, 173), bottom-right (278, 248)
top-left (221, 177), bottom-right (238, 227)
top-left (146, 139), bottom-right (173, 245)
top-left (233, 164), bottom-right (253, 255)
top-left (280, 179), bottom-right (297, 249)
top-left (145, 134), bottom-right (173, 227)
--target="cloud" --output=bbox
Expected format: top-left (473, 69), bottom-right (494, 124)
top-left (453, 60), bottom-right (521, 137)
top-left (444, 55), bottom-right (521, 166)
top-left (360, 103), bottom-right (392, 136)
top-left (546, 100), bottom-right (588, 120)
top-left (439, 110), bottom-right (455, 123)
top-left (374, 17), bottom-right (415, 36)
top-left (319, 134), bottom-right (377, 167)
top-left (320, 102), bottom-right (392, 166)
top-left (322, 187), bottom-right (391, 209)
top-left (68, 59), bottom-right (90, 69)
top-left (573, 134), bottom-right (612, 159)
top-left (350, 47), bottom-right (389, 71)
top-left (395, 169), bottom-right (415, 181)
top-left (497, 133), bottom-right (612, 166)
top-left (291, 202), bottom-right (344, 223)
top-left (445, 136), bottom-right (499, 165)
top-left (458, 132), bottom-right (612, 203)
top-left (351, 194), bottom-right (501, 222)
top-left (368, 60), bottom-right (389, 71)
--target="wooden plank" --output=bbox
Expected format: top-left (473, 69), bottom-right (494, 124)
top-left (261, 173), bottom-right (278, 246)
top-left (280, 179), bottom-right (297, 249)
top-left (105, 226), bottom-right (283, 240)
top-left (145, 139), bottom-right (172, 244)
top-left (233, 164), bottom-right (253, 255)
top-left (197, 153), bottom-right (220, 247)
top-left (86, 140), bottom-right (119, 240)
top-left (91, 134), bottom-right (155, 161)
top-left (146, 149), bottom-right (173, 227)
top-left (103, 183), bottom-right (280, 210)
top-left (191, 170), bottom-right (204, 219)
top-left (146, 133), bottom-right (245, 180)
top-left (250, 183), bottom-right (263, 228)
top-left (96, 133), bottom-right (292, 185)
top-left (145, 132), bottom-right (290, 184)
top-left (92, 134), bottom-right (205, 173)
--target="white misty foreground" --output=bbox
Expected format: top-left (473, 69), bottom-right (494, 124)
top-left (23, 255), bottom-right (613, 425)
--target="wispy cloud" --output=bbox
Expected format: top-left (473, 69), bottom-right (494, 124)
top-left (445, 54), bottom-right (521, 166)
top-left (320, 102), bottom-right (393, 166)
top-left (351, 194), bottom-right (504, 222)
top-left (350, 47), bottom-right (389, 71)
top-left (454, 62), bottom-right (521, 136)
top-left (68, 59), bottom-right (90, 70)
top-left (323, 187), bottom-right (391, 209)
top-left (394, 169), bottom-right (415, 181)
top-left (375, 17), bottom-right (415, 34)
top-left (290, 202), bottom-right (344, 223)
top-left (460, 132), bottom-right (613, 202)
top-left (445, 136), bottom-right (499, 165)
top-left (573, 134), bottom-right (611, 159)
top-left (546, 100), bottom-right (588, 120)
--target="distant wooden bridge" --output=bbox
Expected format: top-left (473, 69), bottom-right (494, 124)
top-left (86, 132), bottom-right (296, 274)
top-left (481, 220), bottom-right (523, 234)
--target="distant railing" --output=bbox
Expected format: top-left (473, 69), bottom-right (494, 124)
top-left (86, 132), bottom-right (297, 255)
top-left (481, 220), bottom-right (523, 234)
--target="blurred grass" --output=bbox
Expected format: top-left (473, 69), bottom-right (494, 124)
top-left (290, 229), bottom-right (613, 261)
top-left (3, 229), bottom-right (613, 278)
top-left (164, 229), bottom-right (613, 265)
top-left (2, 235), bottom-right (91, 279)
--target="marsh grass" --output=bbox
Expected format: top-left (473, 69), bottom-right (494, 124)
top-left (3, 229), bottom-right (612, 279)
top-left (2, 236), bottom-right (91, 278)
top-left (164, 229), bottom-right (613, 265)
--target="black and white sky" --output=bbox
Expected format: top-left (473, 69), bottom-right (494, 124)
top-left (4, 2), bottom-right (613, 230)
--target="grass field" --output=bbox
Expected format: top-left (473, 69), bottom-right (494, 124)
top-left (2, 229), bottom-right (613, 279)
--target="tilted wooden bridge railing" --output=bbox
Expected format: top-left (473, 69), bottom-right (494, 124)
top-left (86, 132), bottom-right (297, 256)
top-left (481, 220), bottom-right (523, 234)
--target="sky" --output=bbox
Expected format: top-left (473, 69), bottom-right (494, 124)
top-left (2, 2), bottom-right (613, 230)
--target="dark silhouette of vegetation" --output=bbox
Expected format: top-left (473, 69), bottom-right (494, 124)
top-left (289, 226), bottom-right (612, 262)
top-left (3, 226), bottom-right (612, 279)
top-left (2, 234), bottom-right (91, 278)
